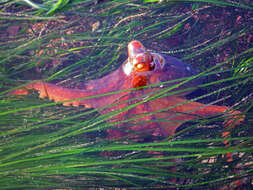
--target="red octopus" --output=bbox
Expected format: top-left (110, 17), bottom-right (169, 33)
top-left (10, 40), bottom-right (244, 141)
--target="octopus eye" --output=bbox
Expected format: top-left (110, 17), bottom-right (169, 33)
top-left (136, 63), bottom-right (144, 70)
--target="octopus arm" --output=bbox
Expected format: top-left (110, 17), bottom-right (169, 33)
top-left (10, 81), bottom-right (124, 109)
top-left (145, 96), bottom-right (244, 137)
top-left (171, 97), bottom-right (244, 125)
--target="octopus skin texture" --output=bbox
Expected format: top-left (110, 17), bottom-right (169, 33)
top-left (10, 40), bottom-right (244, 141)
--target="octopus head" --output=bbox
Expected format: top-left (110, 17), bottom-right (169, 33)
top-left (127, 40), bottom-right (155, 73)
top-left (123, 40), bottom-right (166, 88)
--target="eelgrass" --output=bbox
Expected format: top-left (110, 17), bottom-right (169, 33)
top-left (0, 0), bottom-right (252, 189)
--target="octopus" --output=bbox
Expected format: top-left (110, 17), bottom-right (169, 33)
top-left (10, 40), bottom-right (244, 141)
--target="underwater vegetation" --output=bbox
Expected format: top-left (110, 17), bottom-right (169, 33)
top-left (0, 0), bottom-right (252, 189)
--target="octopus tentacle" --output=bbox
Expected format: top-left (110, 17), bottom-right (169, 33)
top-left (10, 81), bottom-right (125, 109)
